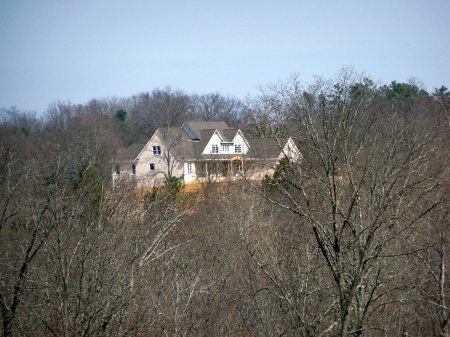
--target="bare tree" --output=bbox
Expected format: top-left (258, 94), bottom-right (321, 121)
top-left (0, 126), bottom-right (54, 337)
top-left (402, 191), bottom-right (450, 336)
top-left (246, 68), bottom-right (449, 336)
top-left (0, 106), bottom-right (198, 336)
top-left (128, 88), bottom-right (191, 142)
top-left (190, 93), bottom-right (245, 127)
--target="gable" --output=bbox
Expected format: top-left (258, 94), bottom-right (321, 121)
top-left (202, 131), bottom-right (223, 155)
top-left (281, 138), bottom-right (301, 161)
top-left (232, 131), bottom-right (250, 154)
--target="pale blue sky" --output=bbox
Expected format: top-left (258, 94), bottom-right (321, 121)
top-left (1, 0), bottom-right (449, 114)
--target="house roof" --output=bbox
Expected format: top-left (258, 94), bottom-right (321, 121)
top-left (178, 129), bottom-right (212, 160)
top-left (222, 129), bottom-right (237, 142)
top-left (184, 121), bottom-right (230, 140)
top-left (115, 122), bottom-right (293, 163)
top-left (164, 127), bottom-right (197, 159)
top-left (246, 138), bottom-right (289, 159)
top-left (116, 143), bottom-right (146, 162)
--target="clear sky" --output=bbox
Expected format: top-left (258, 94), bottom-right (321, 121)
top-left (1, 0), bottom-right (449, 114)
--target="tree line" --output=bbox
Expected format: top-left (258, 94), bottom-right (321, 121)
top-left (1, 68), bottom-right (450, 336)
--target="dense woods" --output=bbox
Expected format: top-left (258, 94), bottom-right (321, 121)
top-left (1, 68), bottom-right (450, 336)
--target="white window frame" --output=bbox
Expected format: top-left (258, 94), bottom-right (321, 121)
top-left (187, 162), bottom-right (193, 174)
top-left (211, 144), bottom-right (219, 154)
top-left (152, 145), bottom-right (161, 155)
top-left (222, 144), bottom-right (230, 152)
top-left (235, 144), bottom-right (242, 153)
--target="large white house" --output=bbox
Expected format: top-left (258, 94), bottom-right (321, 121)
top-left (113, 121), bottom-right (300, 187)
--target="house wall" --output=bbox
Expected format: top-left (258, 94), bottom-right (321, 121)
top-left (112, 161), bottom-right (136, 187)
top-left (244, 159), bottom-right (276, 180)
top-left (183, 162), bottom-right (196, 183)
top-left (132, 131), bottom-right (185, 187)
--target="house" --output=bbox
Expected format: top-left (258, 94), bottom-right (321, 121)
top-left (113, 121), bottom-right (300, 187)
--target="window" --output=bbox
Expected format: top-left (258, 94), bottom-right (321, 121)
top-left (222, 144), bottom-right (230, 152)
top-left (115, 165), bottom-right (120, 175)
top-left (235, 144), bottom-right (242, 153)
top-left (131, 164), bottom-right (136, 175)
top-left (212, 144), bottom-right (219, 154)
top-left (187, 162), bottom-right (193, 174)
top-left (149, 163), bottom-right (155, 171)
top-left (152, 146), bottom-right (161, 155)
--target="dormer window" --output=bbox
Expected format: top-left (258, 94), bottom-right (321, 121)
top-left (212, 144), bottom-right (219, 154)
top-left (153, 146), bottom-right (161, 155)
top-left (222, 144), bottom-right (230, 152)
top-left (235, 144), bottom-right (242, 153)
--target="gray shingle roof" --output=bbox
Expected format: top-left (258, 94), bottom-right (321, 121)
top-left (116, 143), bottom-right (146, 161)
top-left (221, 129), bottom-right (237, 142)
top-left (246, 138), bottom-right (288, 159)
top-left (184, 121), bottom-right (230, 139)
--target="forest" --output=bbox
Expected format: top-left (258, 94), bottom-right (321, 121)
top-left (1, 68), bottom-right (450, 336)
